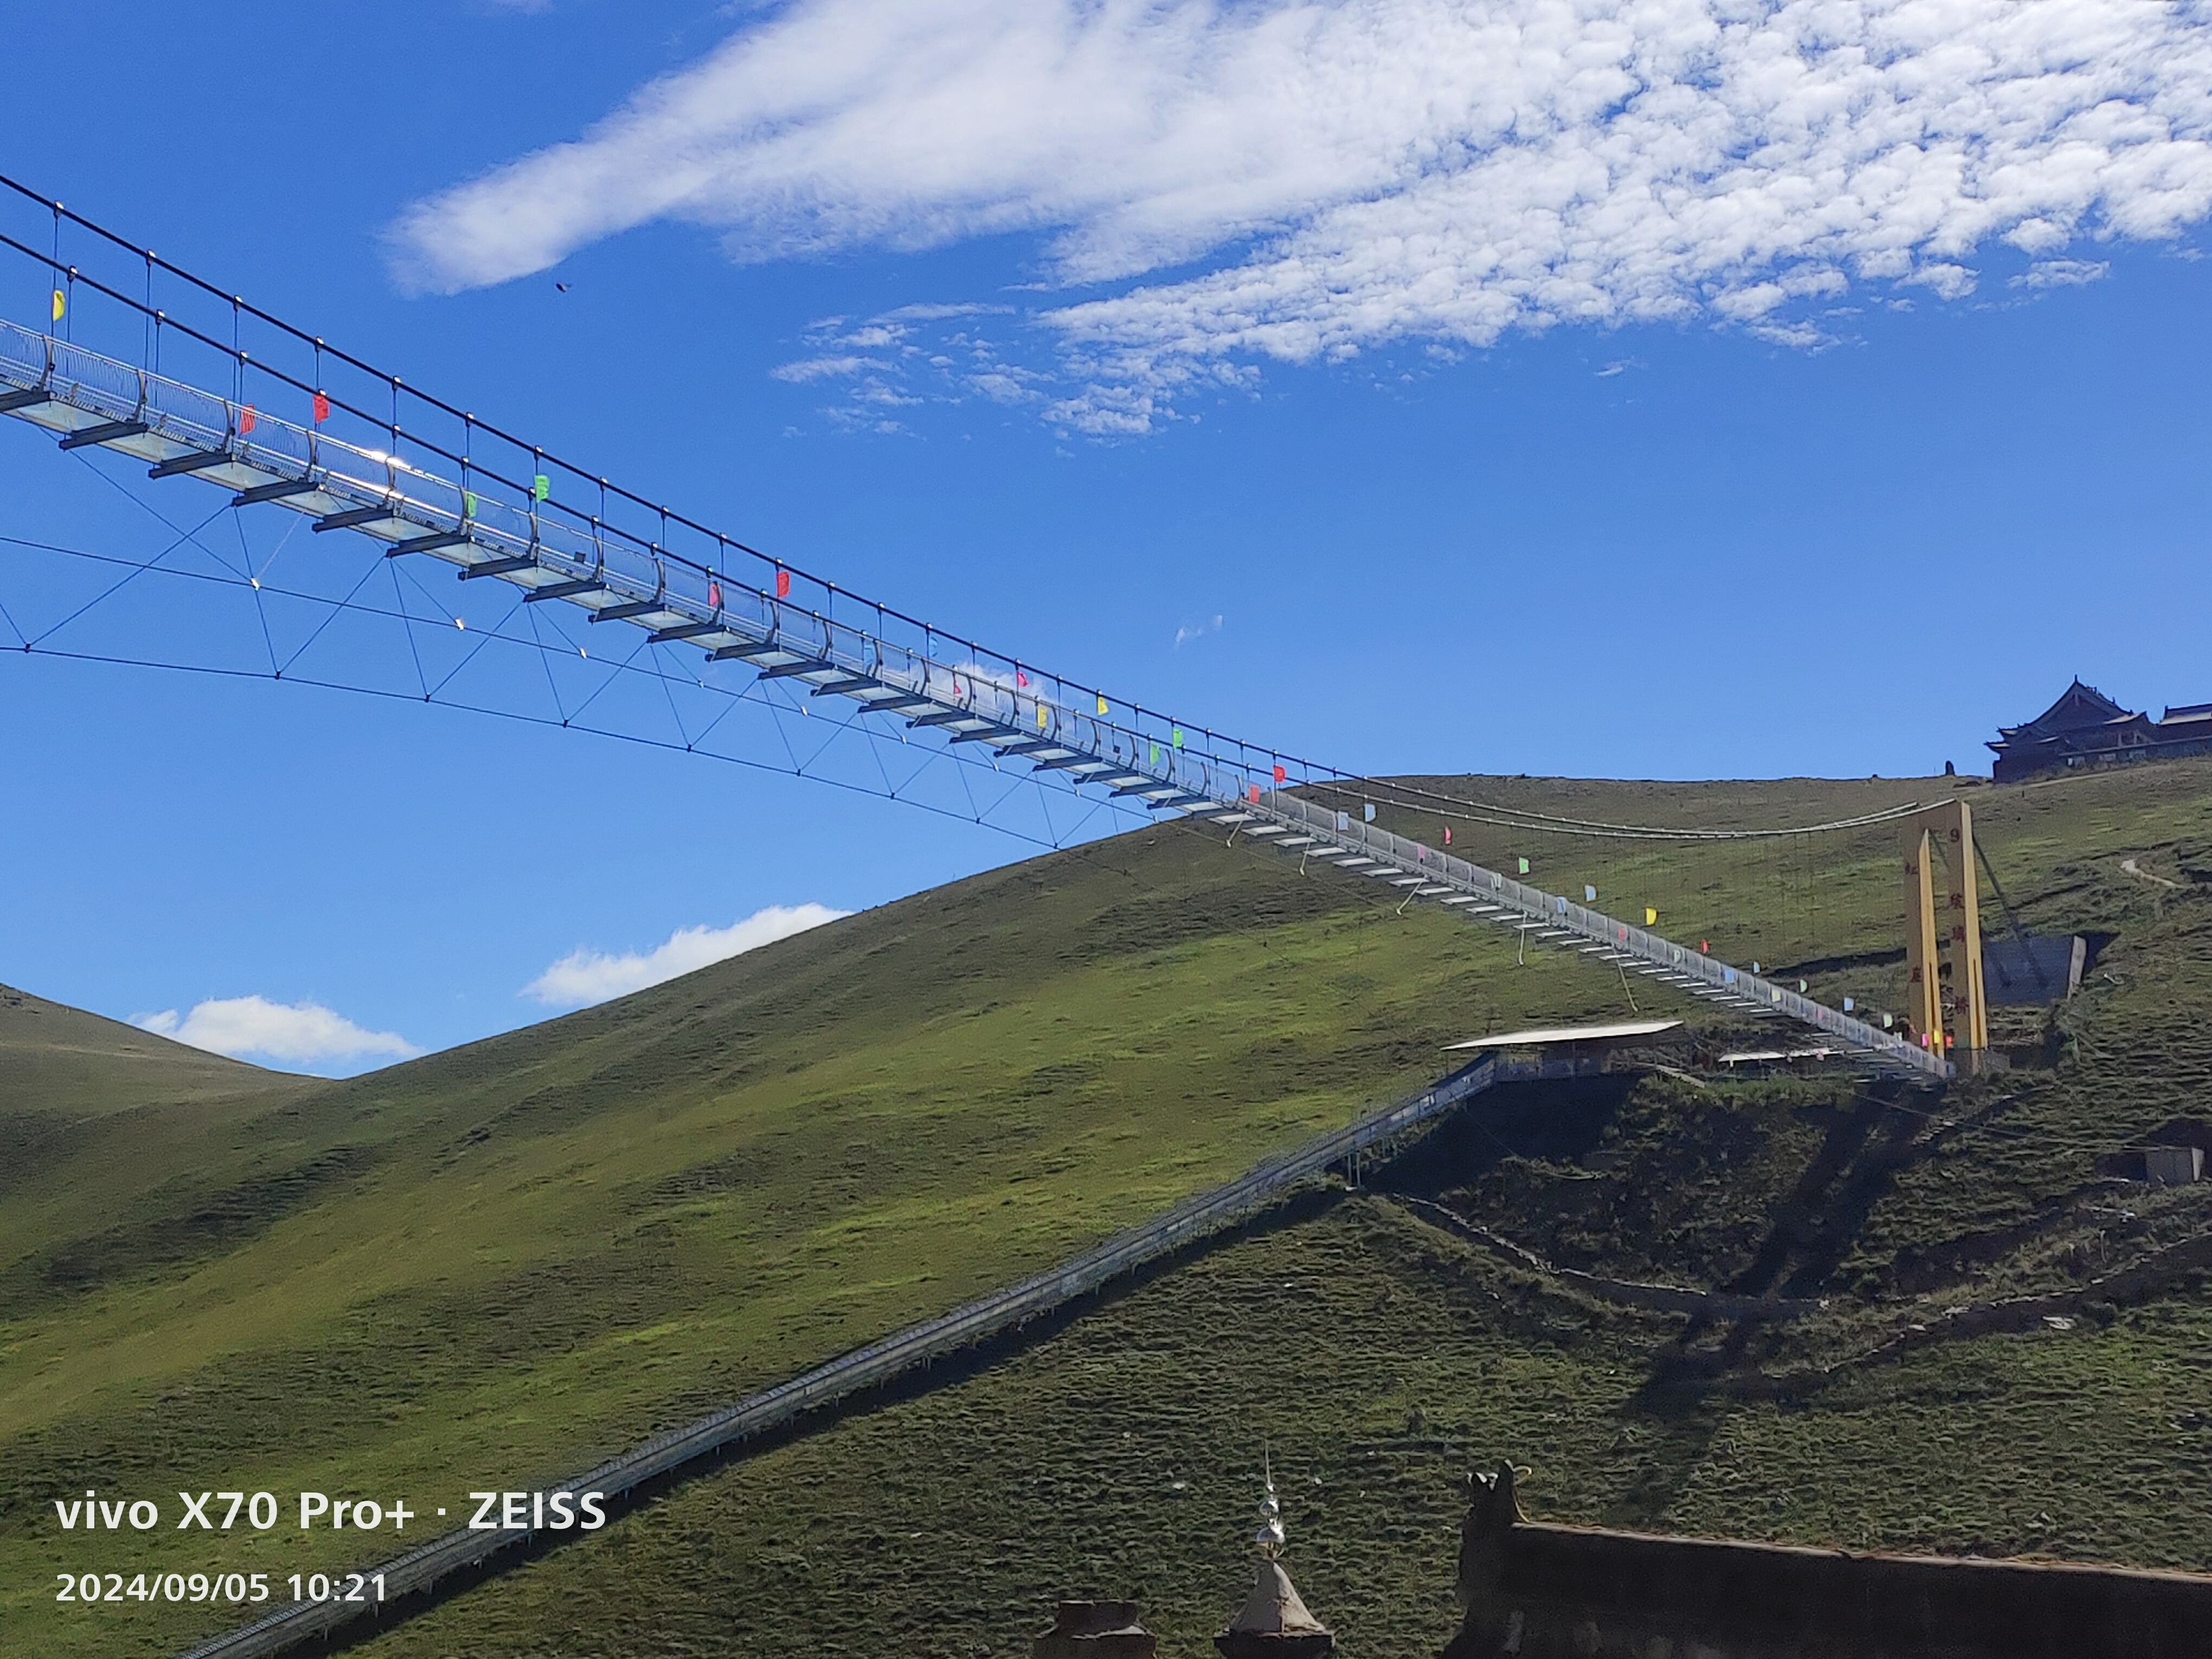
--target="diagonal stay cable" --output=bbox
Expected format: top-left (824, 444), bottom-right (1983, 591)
top-left (250, 507), bottom-right (305, 586)
top-left (425, 588), bottom-right (530, 703)
top-left (24, 499), bottom-right (230, 647)
top-left (276, 549), bottom-right (393, 679)
top-left (226, 506), bottom-right (281, 676)
top-left (10, 639), bottom-right (1084, 857)
top-left (0, 529), bottom-right (1155, 837)
top-left (787, 684), bottom-right (879, 775)
top-left (652, 642), bottom-right (698, 750)
top-left (387, 558), bottom-right (431, 700)
top-left (522, 599), bottom-right (572, 724)
top-left (563, 625), bottom-right (655, 724)
top-left (67, 448), bottom-right (252, 582)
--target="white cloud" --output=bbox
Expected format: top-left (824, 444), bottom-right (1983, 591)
top-left (522, 903), bottom-right (851, 1009)
top-left (770, 354), bottom-right (877, 382)
top-left (390, 0), bottom-right (2212, 426)
top-left (770, 306), bottom-right (1046, 426)
top-left (1173, 613), bottom-right (1225, 648)
top-left (2015, 257), bottom-right (2113, 288)
top-left (133, 996), bottom-right (421, 1069)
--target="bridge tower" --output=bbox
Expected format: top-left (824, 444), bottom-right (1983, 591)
top-left (1904, 801), bottom-right (1989, 1070)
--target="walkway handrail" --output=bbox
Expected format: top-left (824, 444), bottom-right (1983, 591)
top-left (1235, 793), bottom-right (1950, 1078)
top-left (0, 320), bottom-right (1949, 1080)
top-left (173, 1056), bottom-right (1500, 1659)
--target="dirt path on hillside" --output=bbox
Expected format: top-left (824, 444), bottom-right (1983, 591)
top-left (2121, 857), bottom-right (2184, 890)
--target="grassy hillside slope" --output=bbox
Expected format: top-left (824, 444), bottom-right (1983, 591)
top-left (358, 1197), bottom-right (2212, 1659)
top-left (9, 760), bottom-right (2211, 1656)
top-left (0, 982), bottom-right (297, 1113)
top-left (353, 767), bottom-right (2212, 1659)
top-left (4, 819), bottom-right (1602, 1657)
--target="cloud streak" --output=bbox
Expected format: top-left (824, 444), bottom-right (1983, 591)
top-left (133, 996), bottom-right (421, 1070)
top-left (522, 903), bottom-right (851, 1009)
top-left (391, 0), bottom-right (2212, 425)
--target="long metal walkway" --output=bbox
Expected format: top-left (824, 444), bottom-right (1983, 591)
top-left (175, 1054), bottom-right (1502, 1659)
top-left (0, 319), bottom-right (1946, 1079)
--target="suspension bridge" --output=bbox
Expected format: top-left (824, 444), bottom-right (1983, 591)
top-left (0, 179), bottom-right (1979, 1659)
top-left (0, 176), bottom-right (1949, 1082)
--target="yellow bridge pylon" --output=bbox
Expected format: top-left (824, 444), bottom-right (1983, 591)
top-left (1904, 800), bottom-right (1989, 1071)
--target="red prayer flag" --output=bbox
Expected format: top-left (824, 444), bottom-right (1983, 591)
top-left (239, 404), bottom-right (256, 435)
top-left (1246, 784), bottom-right (1261, 803)
top-left (1016, 670), bottom-right (1028, 687)
top-left (775, 568), bottom-right (790, 599)
top-left (311, 390), bottom-right (329, 424)
top-left (1272, 764), bottom-right (1285, 783)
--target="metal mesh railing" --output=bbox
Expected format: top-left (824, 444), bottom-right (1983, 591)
top-left (175, 1055), bottom-right (1499, 1659)
top-left (2, 316), bottom-right (1947, 1080)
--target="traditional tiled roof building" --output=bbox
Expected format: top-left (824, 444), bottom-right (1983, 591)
top-left (1987, 679), bottom-right (2212, 782)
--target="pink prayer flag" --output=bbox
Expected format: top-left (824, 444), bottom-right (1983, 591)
top-left (775, 568), bottom-right (790, 599)
top-left (708, 580), bottom-right (722, 609)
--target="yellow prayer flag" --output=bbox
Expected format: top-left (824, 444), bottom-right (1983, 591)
top-left (1645, 907), bottom-right (1658, 925)
top-left (1036, 704), bottom-right (1048, 729)
top-left (50, 288), bottom-right (65, 323)
top-left (1096, 695), bottom-right (1108, 716)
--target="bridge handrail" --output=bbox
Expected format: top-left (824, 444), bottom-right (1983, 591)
top-left (0, 319), bottom-right (1948, 1080)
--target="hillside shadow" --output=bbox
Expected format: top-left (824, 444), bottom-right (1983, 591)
top-left (1632, 1080), bottom-right (1932, 1400)
top-left (1377, 1075), bottom-right (1638, 1199)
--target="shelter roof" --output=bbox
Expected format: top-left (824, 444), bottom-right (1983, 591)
top-left (1446, 1019), bottom-right (1681, 1051)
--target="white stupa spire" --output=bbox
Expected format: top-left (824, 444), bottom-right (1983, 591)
top-left (1254, 1447), bottom-right (1284, 1560)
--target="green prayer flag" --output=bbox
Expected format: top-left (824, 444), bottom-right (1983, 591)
top-left (1517, 856), bottom-right (1530, 874)
top-left (532, 474), bottom-right (550, 502)
top-left (1171, 726), bottom-right (1182, 749)
top-left (462, 489), bottom-right (478, 519)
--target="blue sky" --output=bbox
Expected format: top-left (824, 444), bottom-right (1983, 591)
top-left (4, 0), bottom-right (2211, 1072)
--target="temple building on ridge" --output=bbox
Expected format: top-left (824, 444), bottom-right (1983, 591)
top-left (1986, 679), bottom-right (2212, 782)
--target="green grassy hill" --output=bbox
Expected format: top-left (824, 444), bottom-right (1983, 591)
top-left (0, 982), bottom-right (298, 1113)
top-left (7, 761), bottom-right (2211, 1657)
